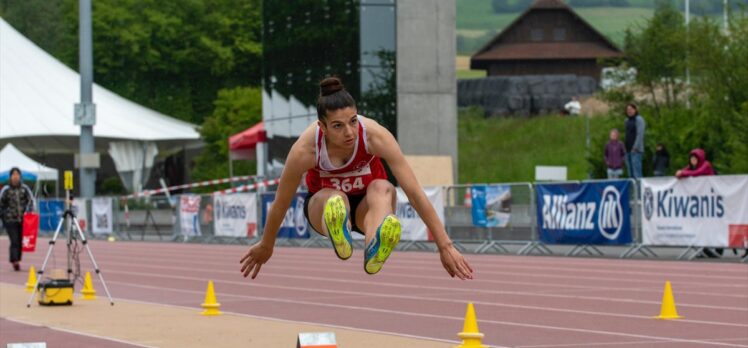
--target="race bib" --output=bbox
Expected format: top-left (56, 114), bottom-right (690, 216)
top-left (319, 165), bottom-right (373, 194)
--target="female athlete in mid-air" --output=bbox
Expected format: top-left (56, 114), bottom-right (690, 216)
top-left (240, 77), bottom-right (473, 280)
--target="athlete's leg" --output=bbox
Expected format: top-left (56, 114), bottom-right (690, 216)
top-left (355, 180), bottom-right (397, 244)
top-left (355, 179), bottom-right (401, 274)
top-left (307, 189), bottom-right (353, 260)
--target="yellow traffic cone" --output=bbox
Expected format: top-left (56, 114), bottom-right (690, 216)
top-left (455, 302), bottom-right (488, 348)
top-left (201, 280), bottom-right (222, 316)
top-left (25, 266), bottom-right (37, 293)
top-left (81, 272), bottom-right (97, 300)
top-left (654, 281), bottom-right (683, 320)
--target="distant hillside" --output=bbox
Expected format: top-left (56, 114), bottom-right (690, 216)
top-left (457, 1), bottom-right (654, 55)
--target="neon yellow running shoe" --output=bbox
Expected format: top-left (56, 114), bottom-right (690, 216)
top-left (364, 214), bottom-right (401, 274)
top-left (324, 196), bottom-right (353, 260)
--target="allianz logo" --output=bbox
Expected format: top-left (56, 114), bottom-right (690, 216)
top-left (541, 185), bottom-right (624, 240)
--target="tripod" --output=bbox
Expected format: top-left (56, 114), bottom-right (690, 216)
top-left (26, 199), bottom-right (114, 307)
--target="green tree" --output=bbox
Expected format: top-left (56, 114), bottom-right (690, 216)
top-left (192, 86), bottom-right (262, 187)
top-left (58, 0), bottom-right (262, 124)
top-left (594, 7), bottom-right (748, 176)
top-left (685, 13), bottom-right (748, 173)
top-left (0, 0), bottom-right (68, 58)
top-left (623, 2), bottom-right (686, 114)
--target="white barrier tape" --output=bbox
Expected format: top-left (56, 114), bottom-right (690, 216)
top-left (213, 178), bottom-right (280, 195)
top-left (122, 175), bottom-right (258, 199)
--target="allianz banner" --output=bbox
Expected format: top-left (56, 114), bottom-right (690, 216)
top-left (260, 192), bottom-right (309, 239)
top-left (641, 175), bottom-right (748, 248)
top-left (536, 181), bottom-right (632, 245)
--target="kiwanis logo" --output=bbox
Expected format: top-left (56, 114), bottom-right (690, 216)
top-left (643, 187), bottom-right (654, 221)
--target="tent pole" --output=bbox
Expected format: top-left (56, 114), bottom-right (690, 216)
top-left (229, 157), bottom-right (235, 187)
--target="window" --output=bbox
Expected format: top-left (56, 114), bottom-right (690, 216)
top-left (531, 28), bottom-right (544, 42)
top-left (553, 28), bottom-right (566, 41)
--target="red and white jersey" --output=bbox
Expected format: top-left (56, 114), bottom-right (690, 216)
top-left (305, 116), bottom-right (388, 195)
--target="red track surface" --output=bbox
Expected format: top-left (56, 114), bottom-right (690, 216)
top-left (1, 239), bottom-right (747, 347)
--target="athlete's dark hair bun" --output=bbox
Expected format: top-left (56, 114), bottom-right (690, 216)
top-left (317, 77), bottom-right (356, 120)
top-left (320, 77), bottom-right (345, 96)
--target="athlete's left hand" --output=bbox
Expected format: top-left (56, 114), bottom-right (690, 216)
top-left (439, 244), bottom-right (474, 280)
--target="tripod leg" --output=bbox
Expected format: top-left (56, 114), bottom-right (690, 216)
top-left (26, 217), bottom-right (65, 307)
top-left (72, 217), bottom-right (115, 305)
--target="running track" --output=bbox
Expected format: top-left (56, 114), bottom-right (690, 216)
top-left (1, 239), bottom-right (747, 347)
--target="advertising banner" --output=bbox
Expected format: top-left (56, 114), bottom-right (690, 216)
top-left (536, 180), bottom-right (632, 245)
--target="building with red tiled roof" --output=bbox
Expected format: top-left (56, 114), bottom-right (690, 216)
top-left (470, 0), bottom-right (623, 82)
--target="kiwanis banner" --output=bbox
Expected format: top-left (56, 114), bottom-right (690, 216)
top-left (536, 180), bottom-right (632, 245)
top-left (641, 175), bottom-right (748, 247)
top-left (213, 193), bottom-right (258, 238)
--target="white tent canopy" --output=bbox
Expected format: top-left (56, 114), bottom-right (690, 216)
top-left (108, 141), bottom-right (159, 193)
top-left (0, 143), bottom-right (58, 181)
top-left (0, 18), bottom-right (201, 154)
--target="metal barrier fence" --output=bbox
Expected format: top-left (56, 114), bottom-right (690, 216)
top-left (30, 178), bottom-right (747, 263)
top-left (445, 183), bottom-right (550, 255)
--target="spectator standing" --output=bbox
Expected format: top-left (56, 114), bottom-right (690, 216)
top-left (604, 129), bottom-right (626, 179)
top-left (624, 103), bottom-right (645, 179)
top-left (652, 143), bottom-right (670, 177)
top-left (564, 96), bottom-right (581, 116)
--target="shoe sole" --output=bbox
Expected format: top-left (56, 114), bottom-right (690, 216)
top-left (324, 196), bottom-right (352, 260)
top-left (365, 215), bottom-right (401, 275)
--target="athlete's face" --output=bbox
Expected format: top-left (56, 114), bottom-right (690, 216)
top-left (320, 107), bottom-right (358, 149)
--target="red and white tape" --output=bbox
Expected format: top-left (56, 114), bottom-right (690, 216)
top-left (212, 178), bottom-right (280, 195)
top-left (122, 175), bottom-right (258, 199)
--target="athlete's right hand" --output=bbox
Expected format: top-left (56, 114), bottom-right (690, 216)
top-left (240, 241), bottom-right (274, 279)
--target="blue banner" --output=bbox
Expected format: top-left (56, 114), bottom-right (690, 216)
top-left (38, 199), bottom-right (64, 232)
top-left (536, 181), bottom-right (632, 245)
top-left (260, 192), bottom-right (310, 239)
top-left (471, 185), bottom-right (511, 228)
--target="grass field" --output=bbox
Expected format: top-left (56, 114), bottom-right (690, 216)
top-left (458, 107), bottom-right (618, 183)
top-left (457, 69), bottom-right (487, 79)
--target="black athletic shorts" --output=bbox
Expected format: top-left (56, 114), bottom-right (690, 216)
top-left (303, 192), bottom-right (366, 234)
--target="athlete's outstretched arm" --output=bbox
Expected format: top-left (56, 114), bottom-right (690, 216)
top-left (367, 122), bottom-right (474, 280)
top-left (240, 143), bottom-right (312, 279)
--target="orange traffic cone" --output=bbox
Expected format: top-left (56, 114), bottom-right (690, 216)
top-left (464, 186), bottom-right (472, 207)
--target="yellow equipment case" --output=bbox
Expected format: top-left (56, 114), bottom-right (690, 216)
top-left (38, 279), bottom-right (74, 306)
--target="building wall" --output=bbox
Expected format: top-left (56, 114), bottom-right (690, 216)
top-left (488, 59), bottom-right (601, 80)
top-left (396, 0), bottom-right (458, 179)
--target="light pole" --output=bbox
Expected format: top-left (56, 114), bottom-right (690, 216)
top-left (75, 0), bottom-right (98, 198)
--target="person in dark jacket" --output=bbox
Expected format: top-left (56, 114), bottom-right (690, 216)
top-left (624, 103), bottom-right (646, 179)
top-left (604, 129), bottom-right (626, 178)
top-left (0, 168), bottom-right (35, 271)
top-left (652, 143), bottom-right (670, 177)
